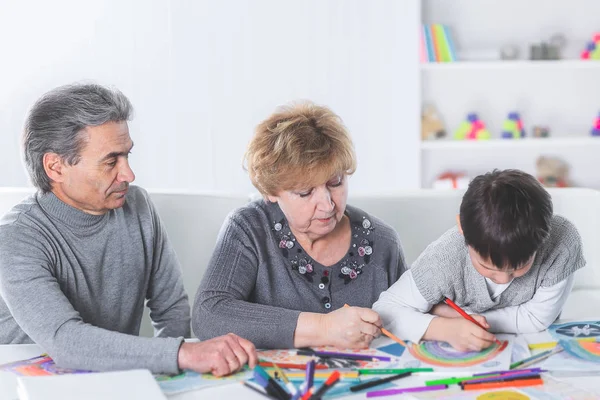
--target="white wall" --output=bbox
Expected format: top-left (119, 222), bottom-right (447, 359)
top-left (0, 0), bottom-right (421, 194)
top-left (0, 0), bottom-right (174, 187)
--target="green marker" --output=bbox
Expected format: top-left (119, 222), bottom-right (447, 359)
top-left (425, 373), bottom-right (499, 387)
top-left (358, 368), bottom-right (433, 375)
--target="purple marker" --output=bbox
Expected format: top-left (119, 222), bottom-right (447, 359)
top-left (366, 384), bottom-right (448, 398)
top-left (298, 349), bottom-right (391, 362)
top-left (302, 359), bottom-right (315, 395)
top-left (473, 367), bottom-right (543, 376)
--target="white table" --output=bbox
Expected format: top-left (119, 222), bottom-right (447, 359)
top-left (2, 336), bottom-right (600, 400)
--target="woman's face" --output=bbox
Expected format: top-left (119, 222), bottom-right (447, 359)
top-left (268, 174), bottom-right (348, 241)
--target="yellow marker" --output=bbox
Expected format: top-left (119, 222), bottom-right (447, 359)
top-left (271, 362), bottom-right (290, 383)
top-left (528, 337), bottom-right (596, 350)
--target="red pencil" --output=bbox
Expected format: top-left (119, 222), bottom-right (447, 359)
top-left (444, 298), bottom-right (501, 345)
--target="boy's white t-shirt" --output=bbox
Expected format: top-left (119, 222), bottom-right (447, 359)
top-left (485, 277), bottom-right (512, 300)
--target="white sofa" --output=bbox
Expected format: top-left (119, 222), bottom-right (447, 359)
top-left (0, 187), bottom-right (598, 337)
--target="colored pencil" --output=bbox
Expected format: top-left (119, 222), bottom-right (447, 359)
top-left (308, 370), bottom-right (341, 399)
top-left (366, 384), bottom-right (448, 398)
top-left (343, 304), bottom-right (407, 347)
top-left (358, 368), bottom-right (433, 375)
top-left (517, 350), bottom-right (563, 369)
top-left (444, 298), bottom-right (501, 345)
top-left (380, 327), bottom-right (408, 348)
top-left (462, 377), bottom-right (544, 391)
top-left (528, 337), bottom-right (596, 350)
top-left (510, 347), bottom-right (562, 370)
top-left (296, 349), bottom-right (391, 362)
top-left (350, 371), bottom-right (412, 392)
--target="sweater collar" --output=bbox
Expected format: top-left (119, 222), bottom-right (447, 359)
top-left (37, 191), bottom-right (109, 230)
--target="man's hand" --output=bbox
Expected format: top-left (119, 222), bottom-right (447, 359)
top-left (322, 306), bottom-right (382, 349)
top-left (177, 333), bottom-right (258, 377)
top-left (425, 316), bottom-right (496, 352)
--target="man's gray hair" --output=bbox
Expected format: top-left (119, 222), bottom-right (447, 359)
top-left (23, 83), bottom-right (133, 193)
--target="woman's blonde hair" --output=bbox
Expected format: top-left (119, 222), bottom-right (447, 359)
top-left (245, 101), bottom-right (357, 196)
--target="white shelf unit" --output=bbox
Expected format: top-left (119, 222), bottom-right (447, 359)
top-left (421, 137), bottom-right (600, 150)
top-left (421, 60), bottom-right (600, 71)
top-left (420, 0), bottom-right (600, 189)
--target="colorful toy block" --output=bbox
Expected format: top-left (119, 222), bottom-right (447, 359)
top-left (454, 113), bottom-right (491, 140)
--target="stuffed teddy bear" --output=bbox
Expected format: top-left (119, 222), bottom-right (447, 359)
top-left (536, 156), bottom-right (569, 187)
top-left (421, 104), bottom-right (446, 140)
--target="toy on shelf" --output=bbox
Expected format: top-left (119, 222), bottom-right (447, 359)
top-left (533, 125), bottom-right (550, 138)
top-left (501, 112), bottom-right (526, 139)
top-left (530, 34), bottom-right (566, 60)
top-left (591, 112), bottom-right (600, 136)
top-left (454, 113), bottom-right (491, 140)
top-left (433, 171), bottom-right (470, 190)
top-left (536, 156), bottom-right (570, 188)
top-left (421, 104), bottom-right (446, 140)
top-left (581, 33), bottom-right (600, 60)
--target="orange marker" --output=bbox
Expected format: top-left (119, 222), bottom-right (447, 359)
top-left (344, 304), bottom-right (407, 348)
top-left (462, 377), bottom-right (544, 391)
top-left (444, 298), bottom-right (501, 345)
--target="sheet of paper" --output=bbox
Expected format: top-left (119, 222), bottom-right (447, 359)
top-left (396, 335), bottom-right (514, 373)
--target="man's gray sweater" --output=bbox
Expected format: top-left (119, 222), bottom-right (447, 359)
top-left (0, 186), bottom-right (190, 374)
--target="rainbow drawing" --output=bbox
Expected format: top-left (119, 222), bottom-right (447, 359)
top-left (559, 339), bottom-right (600, 363)
top-left (408, 340), bottom-right (509, 367)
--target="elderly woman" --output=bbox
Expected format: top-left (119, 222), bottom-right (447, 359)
top-left (192, 102), bottom-right (407, 349)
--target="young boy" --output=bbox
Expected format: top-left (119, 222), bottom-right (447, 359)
top-left (373, 169), bottom-right (585, 352)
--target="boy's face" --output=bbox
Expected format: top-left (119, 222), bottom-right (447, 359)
top-left (468, 247), bottom-right (535, 284)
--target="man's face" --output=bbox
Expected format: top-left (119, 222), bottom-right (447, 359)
top-left (53, 121), bottom-right (135, 215)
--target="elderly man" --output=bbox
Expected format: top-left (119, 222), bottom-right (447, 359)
top-left (0, 83), bottom-right (256, 376)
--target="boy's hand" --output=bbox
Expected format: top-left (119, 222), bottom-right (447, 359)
top-left (425, 317), bottom-right (497, 352)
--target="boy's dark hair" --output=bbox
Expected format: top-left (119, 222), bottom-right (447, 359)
top-left (460, 169), bottom-right (553, 270)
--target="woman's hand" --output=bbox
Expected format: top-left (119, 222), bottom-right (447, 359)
top-left (322, 306), bottom-right (383, 349)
